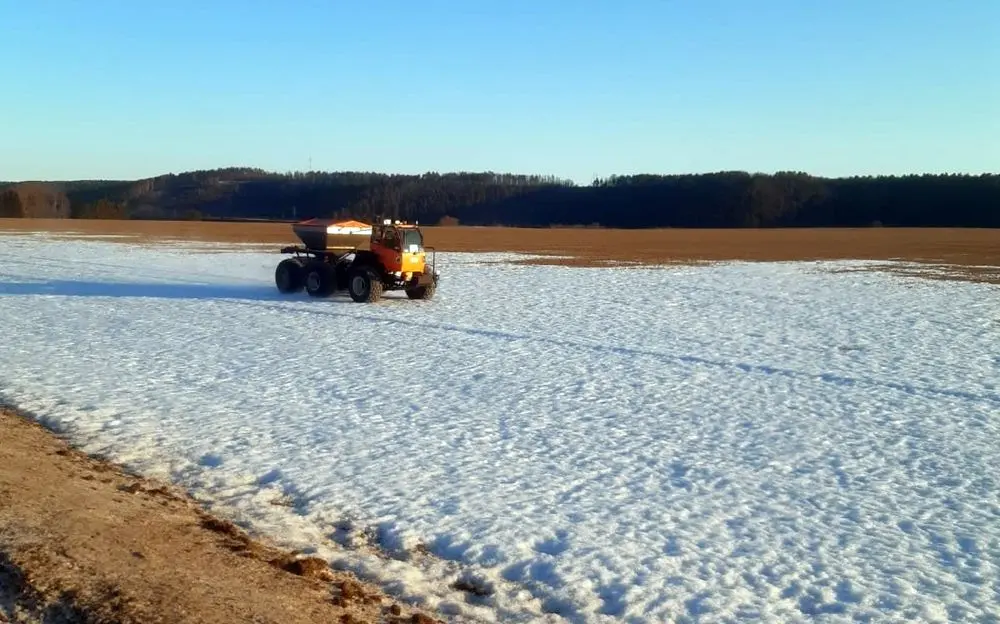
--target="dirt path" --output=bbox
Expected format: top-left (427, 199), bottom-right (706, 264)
top-left (0, 409), bottom-right (442, 624)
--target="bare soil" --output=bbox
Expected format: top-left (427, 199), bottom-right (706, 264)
top-left (0, 408), bottom-right (442, 624)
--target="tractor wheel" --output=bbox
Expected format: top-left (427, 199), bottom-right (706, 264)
top-left (405, 282), bottom-right (436, 300)
top-left (275, 258), bottom-right (305, 293)
top-left (347, 266), bottom-right (384, 303)
top-left (304, 262), bottom-right (337, 298)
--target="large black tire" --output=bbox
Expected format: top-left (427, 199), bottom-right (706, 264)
top-left (275, 258), bottom-right (305, 293)
top-left (405, 282), bottom-right (436, 300)
top-left (347, 266), bottom-right (384, 303)
top-left (304, 261), bottom-right (337, 298)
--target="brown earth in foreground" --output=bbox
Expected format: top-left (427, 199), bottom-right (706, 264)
top-left (0, 408), bottom-right (443, 624)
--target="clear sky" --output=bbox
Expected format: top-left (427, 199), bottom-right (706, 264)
top-left (1, 0), bottom-right (997, 184)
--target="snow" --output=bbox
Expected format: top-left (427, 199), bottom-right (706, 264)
top-left (1, 232), bottom-right (999, 623)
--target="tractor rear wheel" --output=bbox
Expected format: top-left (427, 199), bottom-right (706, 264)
top-left (275, 258), bottom-right (305, 293)
top-left (347, 266), bottom-right (383, 303)
top-left (304, 262), bottom-right (337, 297)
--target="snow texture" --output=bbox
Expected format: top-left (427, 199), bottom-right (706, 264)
top-left (1, 232), bottom-right (999, 623)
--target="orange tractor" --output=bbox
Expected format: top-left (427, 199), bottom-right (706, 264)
top-left (274, 217), bottom-right (439, 303)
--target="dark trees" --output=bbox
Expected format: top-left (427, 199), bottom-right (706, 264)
top-left (4, 169), bottom-right (997, 228)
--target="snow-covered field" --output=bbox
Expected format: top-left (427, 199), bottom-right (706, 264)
top-left (1, 231), bottom-right (998, 623)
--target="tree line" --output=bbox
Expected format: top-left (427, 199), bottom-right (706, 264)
top-left (1, 169), bottom-right (997, 227)
top-left (478, 172), bottom-right (999, 228)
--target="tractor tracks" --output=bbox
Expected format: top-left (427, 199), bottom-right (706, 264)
top-left (6, 247), bottom-right (999, 410)
top-left (240, 298), bottom-right (1000, 411)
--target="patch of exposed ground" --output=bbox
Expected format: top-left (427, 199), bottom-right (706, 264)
top-left (826, 261), bottom-right (1000, 285)
top-left (0, 408), bottom-right (443, 624)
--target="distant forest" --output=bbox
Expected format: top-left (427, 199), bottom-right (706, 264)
top-left (1, 168), bottom-right (997, 228)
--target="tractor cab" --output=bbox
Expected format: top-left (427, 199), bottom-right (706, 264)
top-left (371, 221), bottom-right (423, 252)
top-left (370, 219), bottom-right (427, 274)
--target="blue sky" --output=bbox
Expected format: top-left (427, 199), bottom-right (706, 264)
top-left (1, 0), bottom-right (996, 184)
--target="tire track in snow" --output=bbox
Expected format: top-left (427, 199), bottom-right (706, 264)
top-left (5, 256), bottom-right (994, 410)
top-left (3, 246), bottom-right (997, 410)
top-left (0, 249), bottom-right (262, 286)
top-left (240, 299), bottom-right (1000, 410)
top-left (0, 240), bottom-right (907, 373)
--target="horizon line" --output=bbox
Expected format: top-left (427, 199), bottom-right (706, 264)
top-left (4, 167), bottom-right (999, 187)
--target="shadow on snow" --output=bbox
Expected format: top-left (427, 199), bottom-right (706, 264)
top-left (0, 278), bottom-right (391, 303)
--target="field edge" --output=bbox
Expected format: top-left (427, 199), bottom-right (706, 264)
top-left (0, 405), bottom-right (446, 624)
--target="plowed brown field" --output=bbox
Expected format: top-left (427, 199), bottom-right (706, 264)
top-left (2, 218), bottom-right (998, 282)
top-left (3, 218), bottom-right (1000, 262)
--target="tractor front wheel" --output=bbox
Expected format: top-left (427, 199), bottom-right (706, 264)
top-left (405, 283), bottom-right (436, 300)
top-left (275, 258), bottom-right (305, 293)
top-left (304, 262), bottom-right (337, 297)
top-left (347, 266), bottom-right (384, 303)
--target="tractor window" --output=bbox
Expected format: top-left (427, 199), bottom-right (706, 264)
top-left (402, 230), bottom-right (422, 249)
top-left (381, 228), bottom-right (399, 249)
